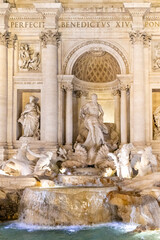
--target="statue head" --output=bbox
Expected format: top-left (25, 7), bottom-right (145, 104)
top-left (145, 146), bottom-right (152, 153)
top-left (29, 96), bottom-right (38, 103)
top-left (46, 152), bottom-right (53, 159)
top-left (91, 93), bottom-right (98, 103)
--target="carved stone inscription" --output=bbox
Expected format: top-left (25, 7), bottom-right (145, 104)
top-left (59, 21), bottom-right (132, 28)
top-left (10, 21), bottom-right (44, 29)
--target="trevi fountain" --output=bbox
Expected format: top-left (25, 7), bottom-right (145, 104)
top-left (1, 0), bottom-right (160, 239)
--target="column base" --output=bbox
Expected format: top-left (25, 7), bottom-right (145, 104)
top-left (0, 146), bottom-right (7, 162)
top-left (64, 144), bottom-right (73, 150)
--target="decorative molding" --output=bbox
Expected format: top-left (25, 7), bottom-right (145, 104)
top-left (124, 3), bottom-right (151, 18)
top-left (40, 30), bottom-right (60, 47)
top-left (59, 14), bottom-right (131, 22)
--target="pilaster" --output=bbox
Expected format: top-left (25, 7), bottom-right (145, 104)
top-left (124, 3), bottom-right (151, 146)
top-left (61, 75), bottom-right (74, 146)
top-left (40, 30), bottom-right (60, 144)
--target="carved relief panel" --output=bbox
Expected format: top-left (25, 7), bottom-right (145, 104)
top-left (152, 42), bottom-right (160, 71)
top-left (18, 42), bottom-right (41, 72)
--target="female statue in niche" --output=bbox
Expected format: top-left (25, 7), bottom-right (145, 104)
top-left (18, 96), bottom-right (40, 139)
top-left (153, 105), bottom-right (160, 140)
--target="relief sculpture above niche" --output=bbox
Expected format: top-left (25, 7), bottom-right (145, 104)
top-left (18, 43), bottom-right (41, 72)
top-left (152, 42), bottom-right (160, 71)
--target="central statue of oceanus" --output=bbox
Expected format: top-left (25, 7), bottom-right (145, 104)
top-left (77, 93), bottom-right (109, 148)
top-left (61, 94), bottom-right (119, 168)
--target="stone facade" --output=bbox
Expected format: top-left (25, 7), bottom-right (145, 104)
top-left (0, 0), bottom-right (160, 159)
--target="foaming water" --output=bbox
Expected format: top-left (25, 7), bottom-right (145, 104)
top-left (1, 221), bottom-right (160, 240)
top-left (4, 221), bottom-right (138, 233)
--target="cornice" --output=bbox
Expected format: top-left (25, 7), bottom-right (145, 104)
top-left (9, 8), bottom-right (44, 20)
top-left (34, 3), bottom-right (63, 17)
top-left (73, 77), bottom-right (119, 91)
top-left (145, 13), bottom-right (160, 21)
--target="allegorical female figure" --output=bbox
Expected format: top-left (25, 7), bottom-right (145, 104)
top-left (18, 96), bottom-right (40, 139)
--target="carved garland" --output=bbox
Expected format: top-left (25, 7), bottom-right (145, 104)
top-left (62, 40), bottom-right (129, 74)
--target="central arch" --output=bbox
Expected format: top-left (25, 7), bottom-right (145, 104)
top-left (63, 40), bottom-right (129, 75)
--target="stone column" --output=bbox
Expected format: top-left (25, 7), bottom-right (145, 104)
top-left (129, 31), bottom-right (150, 146)
top-left (144, 37), bottom-right (151, 143)
top-left (65, 83), bottom-right (73, 146)
top-left (7, 34), bottom-right (17, 148)
top-left (120, 86), bottom-right (128, 144)
top-left (124, 3), bottom-right (151, 146)
top-left (113, 89), bottom-right (120, 134)
top-left (58, 76), bottom-right (65, 145)
top-left (0, 32), bottom-right (9, 146)
top-left (40, 30), bottom-right (60, 145)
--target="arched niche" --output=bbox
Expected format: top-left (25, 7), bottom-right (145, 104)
top-left (63, 40), bottom-right (129, 76)
top-left (60, 41), bottom-right (130, 143)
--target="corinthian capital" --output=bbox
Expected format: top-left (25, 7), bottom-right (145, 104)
top-left (143, 33), bottom-right (152, 47)
top-left (8, 34), bottom-right (17, 48)
top-left (129, 30), bottom-right (151, 45)
top-left (112, 89), bottom-right (121, 96)
top-left (65, 83), bottom-right (73, 92)
top-left (40, 30), bottom-right (60, 47)
top-left (0, 31), bottom-right (10, 46)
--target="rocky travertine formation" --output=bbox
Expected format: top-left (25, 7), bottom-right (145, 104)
top-left (19, 187), bottom-right (119, 226)
top-left (0, 189), bottom-right (21, 221)
top-left (1, 172), bottom-right (160, 230)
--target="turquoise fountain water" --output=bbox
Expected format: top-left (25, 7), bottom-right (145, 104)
top-left (1, 222), bottom-right (160, 240)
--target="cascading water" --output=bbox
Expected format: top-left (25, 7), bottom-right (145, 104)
top-left (19, 186), bottom-right (117, 226)
top-left (140, 195), bottom-right (160, 228)
top-left (130, 206), bottom-right (136, 225)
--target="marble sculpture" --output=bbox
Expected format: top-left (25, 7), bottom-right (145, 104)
top-left (153, 106), bottom-right (160, 140)
top-left (18, 43), bottom-right (40, 71)
top-left (1, 143), bottom-right (34, 176)
top-left (134, 146), bottom-right (157, 177)
top-left (18, 96), bottom-right (40, 139)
